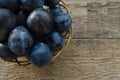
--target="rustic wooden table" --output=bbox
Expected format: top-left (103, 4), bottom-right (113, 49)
top-left (0, 0), bottom-right (120, 80)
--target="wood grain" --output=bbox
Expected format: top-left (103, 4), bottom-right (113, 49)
top-left (1, 39), bottom-right (120, 80)
top-left (0, 0), bottom-right (120, 80)
top-left (64, 0), bottom-right (120, 39)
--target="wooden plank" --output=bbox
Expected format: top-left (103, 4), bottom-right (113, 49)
top-left (1, 39), bottom-right (120, 80)
top-left (72, 13), bottom-right (120, 39)
top-left (62, 1), bottom-right (120, 39)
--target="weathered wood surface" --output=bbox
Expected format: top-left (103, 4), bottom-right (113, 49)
top-left (0, 0), bottom-right (120, 80)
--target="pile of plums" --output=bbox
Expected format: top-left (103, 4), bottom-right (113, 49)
top-left (0, 0), bottom-right (72, 67)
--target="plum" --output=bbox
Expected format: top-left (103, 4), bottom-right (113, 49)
top-left (20, 0), bottom-right (44, 12)
top-left (0, 9), bottom-right (16, 42)
top-left (0, 43), bottom-right (17, 61)
top-left (8, 26), bottom-right (34, 56)
top-left (49, 6), bottom-right (63, 16)
top-left (0, 0), bottom-right (20, 12)
top-left (46, 31), bottom-right (64, 52)
top-left (53, 13), bottom-right (72, 33)
top-left (27, 8), bottom-right (53, 38)
top-left (29, 43), bottom-right (52, 67)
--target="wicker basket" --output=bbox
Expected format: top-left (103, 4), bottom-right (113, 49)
top-left (1, 0), bottom-right (73, 65)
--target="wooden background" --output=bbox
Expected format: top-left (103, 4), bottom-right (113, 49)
top-left (0, 0), bottom-right (120, 80)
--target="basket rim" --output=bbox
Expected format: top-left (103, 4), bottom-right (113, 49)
top-left (51, 0), bottom-right (73, 61)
